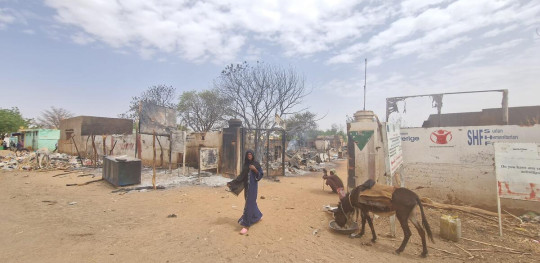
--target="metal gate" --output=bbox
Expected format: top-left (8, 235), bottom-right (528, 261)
top-left (241, 128), bottom-right (286, 178)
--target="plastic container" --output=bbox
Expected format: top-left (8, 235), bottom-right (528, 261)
top-left (440, 215), bottom-right (461, 242)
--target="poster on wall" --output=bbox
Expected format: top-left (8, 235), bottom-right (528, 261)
top-left (494, 143), bottom-right (540, 202)
top-left (200, 147), bottom-right (219, 171)
top-left (385, 123), bottom-right (403, 176)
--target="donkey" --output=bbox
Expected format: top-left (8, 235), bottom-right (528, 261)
top-left (333, 180), bottom-right (434, 257)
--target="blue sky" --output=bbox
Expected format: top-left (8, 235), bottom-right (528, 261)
top-left (1, 0), bottom-right (539, 129)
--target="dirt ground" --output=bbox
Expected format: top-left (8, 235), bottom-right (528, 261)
top-left (1, 159), bottom-right (538, 263)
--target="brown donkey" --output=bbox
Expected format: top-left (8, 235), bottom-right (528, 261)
top-left (333, 180), bottom-right (434, 257)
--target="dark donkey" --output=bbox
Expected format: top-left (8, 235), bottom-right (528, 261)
top-left (333, 180), bottom-right (434, 257)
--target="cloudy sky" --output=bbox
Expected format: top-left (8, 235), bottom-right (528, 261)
top-left (1, 0), bottom-right (539, 129)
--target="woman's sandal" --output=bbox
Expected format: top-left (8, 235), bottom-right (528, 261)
top-left (240, 228), bottom-right (248, 235)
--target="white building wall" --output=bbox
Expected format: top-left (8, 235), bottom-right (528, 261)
top-left (400, 125), bottom-right (540, 212)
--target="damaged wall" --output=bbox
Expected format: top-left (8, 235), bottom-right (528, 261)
top-left (400, 124), bottom-right (540, 213)
top-left (59, 132), bottom-right (185, 167)
top-left (185, 131), bottom-right (222, 169)
top-left (58, 116), bottom-right (185, 166)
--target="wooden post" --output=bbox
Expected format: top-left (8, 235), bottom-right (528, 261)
top-left (266, 131), bottom-right (270, 179)
top-left (91, 135), bottom-right (98, 168)
top-left (156, 136), bottom-right (164, 167)
top-left (153, 130), bottom-right (156, 190)
top-left (71, 136), bottom-right (84, 167)
top-left (136, 101), bottom-right (142, 158)
top-left (102, 135), bottom-right (107, 157)
top-left (183, 131), bottom-right (187, 176)
top-left (168, 133), bottom-right (172, 173)
top-left (137, 133), bottom-right (142, 159)
top-left (110, 136), bottom-right (114, 155)
top-left (282, 129), bottom-right (286, 177)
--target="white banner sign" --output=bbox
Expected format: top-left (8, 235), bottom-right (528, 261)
top-left (385, 123), bottom-right (403, 176)
top-left (494, 143), bottom-right (540, 202)
top-left (400, 125), bottom-right (540, 165)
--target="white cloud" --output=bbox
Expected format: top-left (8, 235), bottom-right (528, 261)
top-left (71, 32), bottom-right (95, 45)
top-left (0, 8), bottom-right (15, 29)
top-left (482, 24), bottom-right (518, 38)
top-left (459, 39), bottom-right (525, 64)
top-left (400, 0), bottom-right (451, 15)
top-left (42, 0), bottom-right (397, 63)
top-left (328, 0), bottom-right (539, 65)
top-left (23, 0), bottom-right (540, 66)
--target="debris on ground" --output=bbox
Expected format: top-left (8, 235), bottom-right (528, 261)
top-left (520, 212), bottom-right (540, 224)
top-left (0, 151), bottom-right (96, 171)
top-left (282, 148), bottom-right (341, 176)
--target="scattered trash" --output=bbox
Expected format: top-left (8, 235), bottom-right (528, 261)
top-left (520, 212), bottom-right (540, 223)
top-left (66, 178), bottom-right (103, 186)
top-left (0, 151), bottom-right (94, 171)
top-left (68, 202), bottom-right (77, 205)
top-left (440, 215), bottom-right (462, 242)
top-left (111, 185), bottom-right (166, 193)
top-left (312, 229), bottom-right (319, 235)
top-left (323, 205), bottom-right (338, 213)
top-left (282, 148), bottom-right (338, 176)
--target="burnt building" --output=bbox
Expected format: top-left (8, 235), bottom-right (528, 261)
top-left (58, 116), bottom-right (133, 157)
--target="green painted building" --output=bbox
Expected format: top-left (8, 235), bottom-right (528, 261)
top-left (20, 129), bottom-right (60, 151)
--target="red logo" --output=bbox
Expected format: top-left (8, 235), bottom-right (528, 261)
top-left (430, 129), bottom-right (452, 144)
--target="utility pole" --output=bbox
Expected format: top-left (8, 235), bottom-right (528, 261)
top-left (364, 58), bottom-right (367, 111)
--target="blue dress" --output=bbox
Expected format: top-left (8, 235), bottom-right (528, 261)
top-left (238, 166), bottom-right (263, 227)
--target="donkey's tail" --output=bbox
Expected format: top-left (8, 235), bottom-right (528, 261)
top-left (416, 197), bottom-right (434, 243)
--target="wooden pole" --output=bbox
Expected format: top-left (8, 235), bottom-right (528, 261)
top-left (71, 136), bottom-right (84, 167)
top-left (102, 135), bottom-right (107, 157)
top-left (168, 133), bottom-right (172, 173)
top-left (153, 130), bottom-right (156, 190)
top-left (110, 136), bottom-right (115, 155)
top-left (183, 131), bottom-right (187, 176)
top-left (91, 135), bottom-right (98, 168)
top-left (136, 101), bottom-right (142, 158)
top-left (266, 131), bottom-right (270, 179)
top-left (156, 136), bottom-right (164, 167)
top-left (281, 130), bottom-right (286, 177)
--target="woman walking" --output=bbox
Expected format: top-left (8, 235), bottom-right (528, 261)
top-left (227, 150), bottom-right (264, 235)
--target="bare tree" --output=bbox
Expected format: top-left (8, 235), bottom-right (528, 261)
top-left (215, 61), bottom-right (309, 155)
top-left (37, 107), bottom-right (74, 129)
top-left (120, 85), bottom-right (177, 120)
top-left (178, 89), bottom-right (230, 132)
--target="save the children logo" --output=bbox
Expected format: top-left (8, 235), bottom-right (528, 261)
top-left (430, 129), bottom-right (452, 144)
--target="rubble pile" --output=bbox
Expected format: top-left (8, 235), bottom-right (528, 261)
top-left (283, 148), bottom-right (341, 176)
top-left (0, 151), bottom-right (88, 171)
top-left (520, 212), bottom-right (540, 224)
top-left (138, 168), bottom-right (230, 188)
